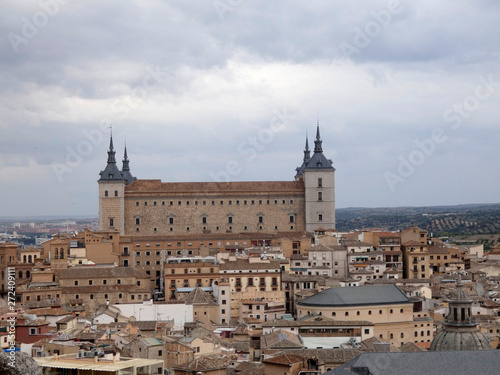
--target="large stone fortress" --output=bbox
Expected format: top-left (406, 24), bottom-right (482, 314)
top-left (98, 125), bottom-right (335, 236)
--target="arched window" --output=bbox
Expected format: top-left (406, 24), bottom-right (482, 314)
top-left (332, 312), bottom-right (336, 317)
top-left (400, 333), bottom-right (404, 338)
top-left (26, 271), bottom-right (30, 279)
top-left (54, 250), bottom-right (58, 259)
top-left (28, 255), bottom-right (32, 263)
top-left (390, 333), bottom-right (393, 339)
top-left (19, 271), bottom-right (23, 278)
top-left (60, 249), bottom-right (64, 259)
top-left (23, 255), bottom-right (27, 263)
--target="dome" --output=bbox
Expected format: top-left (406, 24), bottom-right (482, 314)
top-left (430, 327), bottom-right (491, 351)
top-left (430, 274), bottom-right (491, 351)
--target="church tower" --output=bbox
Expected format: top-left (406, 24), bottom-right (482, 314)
top-left (98, 134), bottom-right (128, 235)
top-left (299, 124), bottom-right (336, 232)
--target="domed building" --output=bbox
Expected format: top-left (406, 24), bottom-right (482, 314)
top-left (430, 275), bottom-right (491, 351)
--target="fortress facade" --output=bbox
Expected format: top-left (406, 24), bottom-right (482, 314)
top-left (98, 125), bottom-right (336, 236)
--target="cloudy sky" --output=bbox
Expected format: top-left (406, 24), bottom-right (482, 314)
top-left (1, 0), bottom-right (499, 217)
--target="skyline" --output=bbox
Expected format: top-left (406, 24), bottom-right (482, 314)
top-left (1, 1), bottom-right (499, 216)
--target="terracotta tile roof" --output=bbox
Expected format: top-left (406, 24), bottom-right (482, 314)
top-left (277, 348), bottom-right (362, 364)
top-left (172, 354), bottom-right (231, 371)
top-left (262, 353), bottom-right (305, 365)
top-left (234, 362), bottom-right (264, 375)
top-left (359, 336), bottom-right (399, 352)
top-left (126, 179), bottom-right (305, 194)
top-left (181, 288), bottom-right (217, 306)
top-left (261, 330), bottom-right (303, 349)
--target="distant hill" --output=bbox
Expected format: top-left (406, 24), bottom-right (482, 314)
top-left (336, 203), bottom-right (500, 236)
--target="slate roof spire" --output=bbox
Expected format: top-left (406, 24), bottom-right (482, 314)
top-left (122, 143), bottom-right (130, 171)
top-left (107, 131), bottom-right (117, 164)
top-left (98, 131), bottom-right (126, 182)
top-left (121, 141), bottom-right (137, 185)
top-left (303, 134), bottom-right (311, 162)
top-left (314, 121), bottom-right (323, 153)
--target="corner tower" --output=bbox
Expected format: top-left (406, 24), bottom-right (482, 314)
top-left (300, 124), bottom-right (336, 232)
top-left (98, 134), bottom-right (126, 234)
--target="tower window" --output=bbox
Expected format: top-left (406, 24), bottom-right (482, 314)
top-left (289, 215), bottom-right (295, 223)
top-left (318, 178), bottom-right (323, 187)
top-left (228, 216), bottom-right (233, 224)
top-left (318, 192), bottom-right (323, 201)
top-left (109, 218), bottom-right (114, 227)
top-left (202, 217), bottom-right (207, 224)
top-left (318, 214), bottom-right (323, 221)
top-left (115, 190), bottom-right (118, 197)
top-left (135, 218), bottom-right (141, 225)
top-left (258, 215), bottom-right (264, 224)
top-left (169, 217), bottom-right (174, 225)
top-left (144, 201), bottom-right (147, 206)
top-left (105, 191), bottom-right (108, 197)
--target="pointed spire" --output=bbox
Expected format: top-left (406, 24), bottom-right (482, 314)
top-left (120, 139), bottom-right (137, 185)
top-left (122, 141), bottom-right (130, 172)
top-left (303, 133), bottom-right (311, 162)
top-left (314, 121), bottom-right (323, 153)
top-left (107, 130), bottom-right (117, 164)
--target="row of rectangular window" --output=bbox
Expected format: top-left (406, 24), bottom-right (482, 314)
top-left (135, 199), bottom-right (295, 206)
top-left (135, 224), bottom-right (295, 233)
top-left (135, 214), bottom-right (295, 225)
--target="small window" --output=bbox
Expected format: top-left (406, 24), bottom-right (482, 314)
top-left (105, 191), bottom-right (108, 197)
top-left (318, 192), bottom-right (323, 201)
top-left (318, 178), bottom-right (323, 187)
top-left (318, 214), bottom-right (323, 221)
top-left (114, 190), bottom-right (118, 197)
